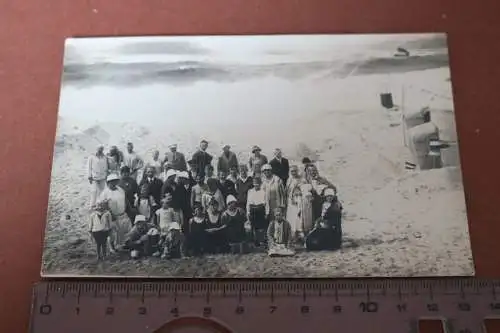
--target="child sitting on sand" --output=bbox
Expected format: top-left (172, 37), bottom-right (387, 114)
top-left (267, 207), bottom-right (295, 257)
top-left (124, 215), bottom-right (161, 259)
top-left (88, 200), bottom-right (112, 260)
top-left (155, 195), bottom-right (183, 259)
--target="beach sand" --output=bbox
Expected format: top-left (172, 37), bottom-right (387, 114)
top-left (41, 66), bottom-right (474, 278)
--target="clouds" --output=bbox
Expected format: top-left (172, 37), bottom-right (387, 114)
top-left (117, 40), bottom-right (211, 56)
top-left (60, 34), bottom-right (449, 88)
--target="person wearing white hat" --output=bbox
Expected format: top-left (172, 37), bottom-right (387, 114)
top-left (177, 171), bottom-right (190, 180)
top-left (217, 144), bottom-right (239, 175)
top-left (87, 144), bottom-right (109, 209)
top-left (306, 186), bottom-right (343, 251)
top-left (124, 215), bottom-right (161, 258)
top-left (220, 194), bottom-right (247, 253)
top-left (164, 144), bottom-right (187, 172)
top-left (98, 173), bottom-right (132, 251)
top-left (161, 169), bottom-right (179, 197)
top-left (261, 163), bottom-right (286, 221)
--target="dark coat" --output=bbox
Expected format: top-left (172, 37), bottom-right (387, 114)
top-left (191, 150), bottom-right (213, 178)
top-left (270, 157), bottom-right (290, 184)
top-left (217, 152), bottom-right (239, 174)
top-left (217, 179), bottom-right (237, 199)
top-left (164, 151), bottom-right (187, 171)
top-left (119, 177), bottom-right (139, 207)
top-left (236, 176), bottom-right (253, 207)
top-left (139, 177), bottom-right (164, 206)
top-left (173, 185), bottom-right (192, 220)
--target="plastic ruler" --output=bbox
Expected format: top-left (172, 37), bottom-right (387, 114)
top-left (30, 279), bottom-right (500, 333)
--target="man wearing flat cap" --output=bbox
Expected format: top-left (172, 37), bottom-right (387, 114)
top-left (191, 139), bottom-right (213, 179)
top-left (248, 145), bottom-right (268, 176)
top-left (164, 144), bottom-right (187, 172)
top-left (217, 144), bottom-right (239, 175)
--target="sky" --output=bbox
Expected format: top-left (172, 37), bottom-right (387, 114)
top-left (64, 33), bottom-right (438, 65)
top-left (58, 33), bottom-right (448, 130)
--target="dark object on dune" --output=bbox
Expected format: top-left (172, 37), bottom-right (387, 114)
top-left (302, 157), bottom-right (312, 164)
top-left (394, 47), bottom-right (410, 57)
top-left (380, 92), bottom-right (394, 109)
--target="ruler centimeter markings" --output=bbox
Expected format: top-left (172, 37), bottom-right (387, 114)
top-left (30, 279), bottom-right (500, 333)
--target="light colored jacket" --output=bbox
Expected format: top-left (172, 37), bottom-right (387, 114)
top-left (87, 154), bottom-right (109, 181)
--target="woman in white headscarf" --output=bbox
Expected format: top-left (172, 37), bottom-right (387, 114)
top-left (261, 163), bottom-right (286, 219)
top-left (298, 183), bottom-right (314, 236)
top-left (285, 165), bottom-right (304, 237)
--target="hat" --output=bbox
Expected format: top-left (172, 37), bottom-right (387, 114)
top-left (262, 164), bottom-right (272, 171)
top-left (169, 144), bottom-right (177, 149)
top-left (134, 215), bottom-right (147, 224)
top-left (130, 250), bottom-right (140, 259)
top-left (200, 139), bottom-right (208, 144)
top-left (324, 188), bottom-right (336, 197)
top-left (177, 171), bottom-right (189, 179)
top-left (251, 145), bottom-right (261, 153)
top-left (226, 195), bottom-right (237, 205)
top-left (222, 144), bottom-right (231, 150)
top-left (106, 174), bottom-right (120, 182)
top-left (169, 222), bottom-right (181, 231)
top-left (166, 169), bottom-right (178, 179)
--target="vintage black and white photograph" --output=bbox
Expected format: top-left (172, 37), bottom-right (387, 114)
top-left (41, 33), bottom-right (474, 278)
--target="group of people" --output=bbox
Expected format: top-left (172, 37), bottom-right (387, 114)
top-left (86, 140), bottom-right (343, 261)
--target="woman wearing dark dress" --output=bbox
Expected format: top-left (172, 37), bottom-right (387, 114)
top-left (188, 204), bottom-right (207, 256)
top-left (204, 199), bottom-right (228, 254)
top-left (221, 195), bottom-right (247, 253)
top-left (306, 188), bottom-right (343, 251)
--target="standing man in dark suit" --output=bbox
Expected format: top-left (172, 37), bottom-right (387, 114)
top-left (191, 140), bottom-right (213, 179)
top-left (139, 166), bottom-right (164, 214)
top-left (269, 148), bottom-right (290, 186)
top-left (164, 144), bottom-right (187, 172)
